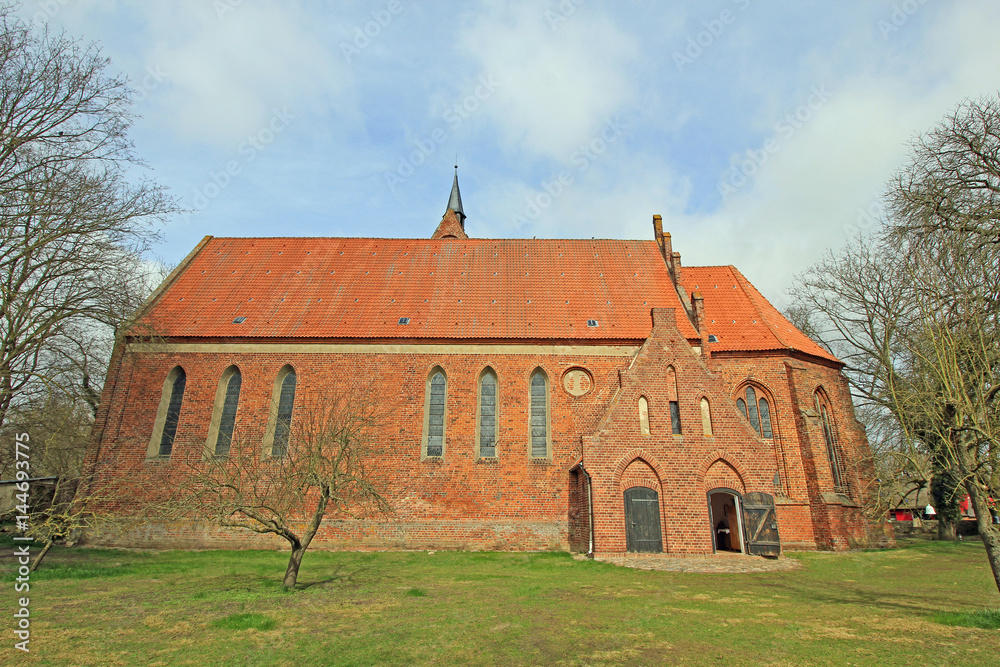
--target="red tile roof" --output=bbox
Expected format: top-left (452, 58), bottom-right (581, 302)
top-left (681, 266), bottom-right (839, 363)
top-left (139, 237), bottom-right (700, 341)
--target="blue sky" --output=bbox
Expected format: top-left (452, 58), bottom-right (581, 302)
top-left (23, 0), bottom-right (1000, 308)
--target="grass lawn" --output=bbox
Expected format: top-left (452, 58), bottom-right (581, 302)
top-left (1, 534), bottom-right (998, 666)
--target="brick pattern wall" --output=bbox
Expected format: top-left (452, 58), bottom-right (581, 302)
top-left (85, 319), bottom-right (883, 554)
top-left (87, 343), bottom-right (638, 551)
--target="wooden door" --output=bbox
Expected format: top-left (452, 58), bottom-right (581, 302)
top-left (624, 487), bottom-right (663, 553)
top-left (741, 492), bottom-right (781, 557)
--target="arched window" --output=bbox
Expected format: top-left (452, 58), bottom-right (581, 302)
top-left (700, 397), bottom-right (713, 436)
top-left (207, 366), bottom-right (242, 457)
top-left (815, 391), bottom-right (847, 493)
top-left (423, 368), bottom-right (446, 458)
top-left (529, 369), bottom-right (550, 458)
top-left (148, 366), bottom-right (186, 458)
top-left (270, 367), bottom-right (296, 457)
top-left (736, 385), bottom-right (773, 438)
top-left (666, 366), bottom-right (681, 435)
top-left (478, 368), bottom-right (498, 458)
top-left (638, 396), bottom-right (650, 435)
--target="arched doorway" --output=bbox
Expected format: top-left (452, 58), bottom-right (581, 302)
top-left (707, 488), bottom-right (744, 553)
top-left (623, 487), bottom-right (663, 553)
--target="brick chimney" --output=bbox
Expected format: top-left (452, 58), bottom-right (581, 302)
top-left (692, 290), bottom-right (709, 358)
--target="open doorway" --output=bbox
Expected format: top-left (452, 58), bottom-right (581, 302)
top-left (708, 489), bottom-right (744, 553)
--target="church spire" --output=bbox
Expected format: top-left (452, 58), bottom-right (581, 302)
top-left (447, 164), bottom-right (466, 228)
top-left (431, 165), bottom-right (469, 240)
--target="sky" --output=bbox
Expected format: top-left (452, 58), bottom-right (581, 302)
top-left (20, 0), bottom-right (1000, 310)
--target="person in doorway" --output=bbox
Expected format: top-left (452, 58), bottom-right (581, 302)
top-left (715, 518), bottom-right (730, 551)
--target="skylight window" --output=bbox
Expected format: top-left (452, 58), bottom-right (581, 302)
top-left (398, 317), bottom-right (411, 325)
top-left (233, 316), bottom-right (246, 324)
top-left (587, 319), bottom-right (599, 328)
top-left (708, 334), bottom-right (718, 343)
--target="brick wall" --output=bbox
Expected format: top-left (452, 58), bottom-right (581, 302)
top-left (85, 318), bottom-right (884, 554)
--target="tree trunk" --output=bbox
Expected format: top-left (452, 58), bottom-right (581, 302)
top-left (29, 540), bottom-right (54, 573)
top-left (937, 519), bottom-right (957, 541)
top-left (281, 494), bottom-right (330, 590)
top-left (282, 540), bottom-right (306, 589)
top-left (931, 465), bottom-right (961, 541)
top-left (964, 481), bottom-right (1000, 594)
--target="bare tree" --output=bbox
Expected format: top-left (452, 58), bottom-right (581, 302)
top-left (22, 474), bottom-right (136, 572)
top-left (158, 384), bottom-right (392, 589)
top-left (790, 95), bottom-right (1000, 592)
top-left (887, 95), bottom-right (1000, 244)
top-left (0, 5), bottom-right (174, 431)
top-left (0, 393), bottom-right (91, 481)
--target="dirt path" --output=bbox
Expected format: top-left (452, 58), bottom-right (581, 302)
top-left (586, 552), bottom-right (802, 573)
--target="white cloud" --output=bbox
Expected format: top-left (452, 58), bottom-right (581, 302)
top-left (138, 1), bottom-right (356, 148)
top-left (459, 1), bottom-right (639, 160)
top-left (665, 0), bottom-right (1000, 306)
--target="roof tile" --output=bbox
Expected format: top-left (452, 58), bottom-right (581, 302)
top-left (139, 237), bottom-right (700, 341)
top-left (681, 266), bottom-right (838, 362)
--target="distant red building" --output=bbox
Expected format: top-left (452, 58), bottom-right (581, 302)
top-left (85, 176), bottom-right (881, 555)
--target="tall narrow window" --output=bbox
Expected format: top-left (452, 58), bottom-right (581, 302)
top-left (816, 392), bottom-right (847, 492)
top-left (700, 397), bottom-right (713, 436)
top-left (758, 397), bottom-right (773, 439)
top-left (638, 396), bottom-right (650, 435)
top-left (530, 370), bottom-right (549, 457)
top-left (746, 386), bottom-right (760, 433)
top-left (149, 367), bottom-right (186, 458)
top-left (670, 401), bottom-right (682, 435)
top-left (209, 366), bottom-right (242, 457)
top-left (272, 368), bottom-right (296, 457)
top-left (478, 369), bottom-right (498, 458)
top-left (424, 368), bottom-right (446, 458)
top-left (666, 366), bottom-right (681, 435)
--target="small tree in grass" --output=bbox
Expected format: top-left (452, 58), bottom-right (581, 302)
top-left (162, 383), bottom-right (391, 589)
top-left (16, 471), bottom-right (140, 572)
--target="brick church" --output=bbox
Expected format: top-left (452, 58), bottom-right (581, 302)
top-left (86, 173), bottom-right (879, 555)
